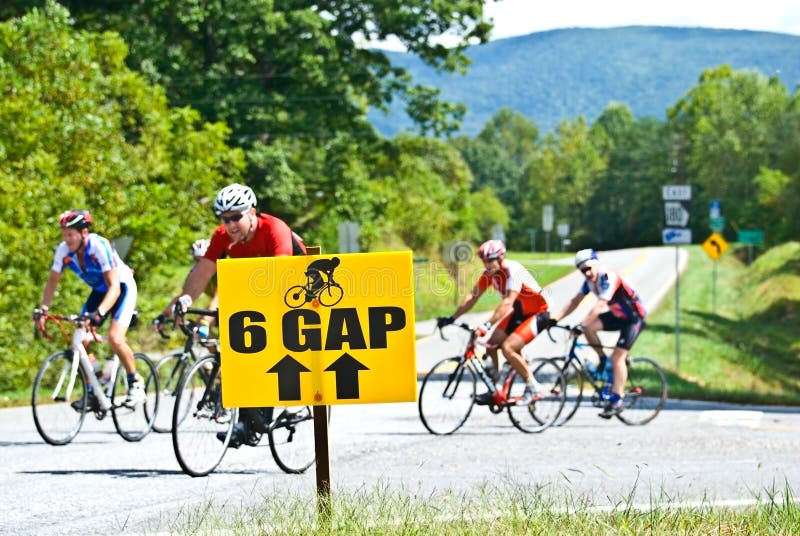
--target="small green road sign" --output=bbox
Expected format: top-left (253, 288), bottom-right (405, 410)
top-left (737, 229), bottom-right (764, 245)
top-left (710, 216), bottom-right (726, 232)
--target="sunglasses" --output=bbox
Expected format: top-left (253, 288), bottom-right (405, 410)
top-left (220, 212), bottom-right (246, 224)
top-left (580, 266), bottom-right (592, 275)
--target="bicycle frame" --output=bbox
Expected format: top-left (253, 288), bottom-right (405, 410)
top-left (44, 315), bottom-right (117, 411)
top-left (444, 323), bottom-right (519, 410)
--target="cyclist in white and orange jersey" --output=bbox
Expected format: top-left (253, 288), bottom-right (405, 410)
top-left (437, 239), bottom-right (551, 405)
top-left (552, 248), bottom-right (647, 419)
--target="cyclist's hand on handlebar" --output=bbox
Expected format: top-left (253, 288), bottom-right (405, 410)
top-left (32, 307), bottom-right (47, 332)
top-left (152, 313), bottom-right (168, 329)
top-left (547, 317), bottom-right (558, 329)
top-left (474, 321), bottom-right (492, 338)
top-left (176, 294), bottom-right (193, 314)
top-left (436, 316), bottom-right (455, 329)
top-left (152, 313), bottom-right (171, 338)
top-left (84, 310), bottom-right (106, 327)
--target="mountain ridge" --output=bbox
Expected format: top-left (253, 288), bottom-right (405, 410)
top-left (368, 26), bottom-right (800, 136)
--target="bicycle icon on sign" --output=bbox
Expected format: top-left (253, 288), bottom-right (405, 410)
top-left (284, 257), bottom-right (344, 308)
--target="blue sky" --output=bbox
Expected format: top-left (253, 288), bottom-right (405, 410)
top-left (487, 0), bottom-right (800, 40)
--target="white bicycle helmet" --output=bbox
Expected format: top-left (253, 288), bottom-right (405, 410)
top-left (574, 248), bottom-right (599, 267)
top-left (191, 238), bottom-right (210, 258)
top-left (213, 183), bottom-right (257, 215)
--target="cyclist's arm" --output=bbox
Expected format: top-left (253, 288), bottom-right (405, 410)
top-left (580, 298), bottom-right (609, 329)
top-left (165, 257), bottom-right (216, 316)
top-left (552, 292), bottom-right (585, 323)
top-left (96, 268), bottom-right (121, 317)
top-left (39, 270), bottom-right (62, 310)
top-left (451, 285), bottom-right (485, 319)
top-left (486, 290), bottom-right (518, 326)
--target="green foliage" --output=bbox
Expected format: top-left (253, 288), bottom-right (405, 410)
top-left (0, 4), bottom-right (243, 390)
top-left (373, 135), bottom-right (476, 251)
top-left (640, 243), bottom-right (800, 405)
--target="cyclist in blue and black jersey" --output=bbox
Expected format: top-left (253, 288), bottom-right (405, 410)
top-left (35, 209), bottom-right (143, 408)
top-left (552, 249), bottom-right (647, 418)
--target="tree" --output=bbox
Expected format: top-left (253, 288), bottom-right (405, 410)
top-left (452, 108), bottom-right (539, 248)
top-left (587, 103), bottom-right (670, 248)
top-left (521, 117), bottom-right (606, 249)
top-left (0, 3), bottom-right (243, 390)
top-left (12, 0), bottom-right (493, 141)
top-left (668, 65), bottom-right (792, 240)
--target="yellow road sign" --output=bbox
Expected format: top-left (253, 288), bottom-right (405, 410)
top-left (702, 232), bottom-right (729, 260)
top-left (217, 251), bottom-right (416, 407)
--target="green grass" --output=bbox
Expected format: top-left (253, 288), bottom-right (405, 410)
top-left (638, 242), bottom-right (800, 405)
top-left (146, 481), bottom-right (800, 534)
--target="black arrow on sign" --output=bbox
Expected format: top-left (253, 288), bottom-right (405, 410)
top-left (267, 355), bottom-right (311, 401)
top-left (710, 239), bottom-right (721, 255)
top-left (324, 352), bottom-right (369, 399)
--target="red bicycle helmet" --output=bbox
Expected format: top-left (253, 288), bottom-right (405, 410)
top-left (58, 209), bottom-right (93, 230)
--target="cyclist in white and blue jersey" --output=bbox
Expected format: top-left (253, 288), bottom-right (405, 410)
top-left (552, 249), bottom-right (647, 419)
top-left (36, 209), bottom-right (143, 408)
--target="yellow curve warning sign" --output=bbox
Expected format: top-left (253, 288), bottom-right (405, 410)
top-left (217, 251), bottom-right (416, 407)
top-left (702, 232), bottom-right (729, 261)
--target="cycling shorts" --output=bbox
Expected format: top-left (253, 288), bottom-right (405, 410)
top-left (599, 311), bottom-right (645, 350)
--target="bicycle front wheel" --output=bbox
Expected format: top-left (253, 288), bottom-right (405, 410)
top-left (32, 351), bottom-right (87, 445)
top-left (269, 405), bottom-right (324, 474)
top-left (318, 284), bottom-right (344, 306)
top-left (172, 355), bottom-right (236, 477)
top-left (507, 358), bottom-right (566, 433)
top-left (616, 356), bottom-right (668, 425)
top-left (551, 357), bottom-right (584, 426)
top-left (418, 356), bottom-right (476, 435)
top-left (112, 352), bottom-right (159, 442)
top-left (151, 351), bottom-right (190, 433)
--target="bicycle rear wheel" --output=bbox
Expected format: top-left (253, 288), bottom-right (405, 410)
top-left (269, 405), bottom-right (324, 474)
top-left (507, 358), bottom-right (566, 433)
top-left (112, 353), bottom-right (159, 442)
top-left (418, 356), bottom-right (476, 435)
top-left (551, 357), bottom-right (584, 426)
top-left (616, 356), bottom-right (668, 425)
top-left (150, 351), bottom-right (190, 433)
top-left (172, 355), bottom-right (236, 477)
top-left (32, 351), bottom-right (87, 445)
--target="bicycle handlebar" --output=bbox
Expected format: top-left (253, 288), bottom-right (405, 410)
top-left (32, 311), bottom-right (101, 343)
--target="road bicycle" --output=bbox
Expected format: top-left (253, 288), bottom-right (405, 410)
top-left (31, 311), bottom-right (159, 445)
top-left (171, 306), bottom-right (322, 477)
top-left (418, 322), bottom-right (566, 435)
top-left (283, 272), bottom-right (343, 308)
top-left (547, 323), bottom-right (668, 425)
top-left (151, 313), bottom-right (218, 433)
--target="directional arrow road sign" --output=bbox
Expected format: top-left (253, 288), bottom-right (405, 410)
top-left (662, 228), bottom-right (692, 245)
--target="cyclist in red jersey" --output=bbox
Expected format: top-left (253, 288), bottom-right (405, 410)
top-left (437, 240), bottom-right (552, 405)
top-left (158, 183), bottom-right (305, 447)
top-left (552, 249), bottom-right (647, 419)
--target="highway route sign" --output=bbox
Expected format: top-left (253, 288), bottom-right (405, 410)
top-left (664, 201), bottom-right (690, 227)
top-left (217, 251), bottom-right (417, 407)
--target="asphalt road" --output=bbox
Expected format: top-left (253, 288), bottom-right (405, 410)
top-left (4, 246), bottom-right (799, 534)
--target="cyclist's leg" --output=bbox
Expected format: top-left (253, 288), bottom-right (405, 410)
top-left (610, 317), bottom-right (645, 398)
